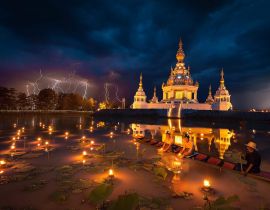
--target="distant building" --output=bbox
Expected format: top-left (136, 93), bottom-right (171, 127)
top-left (131, 39), bottom-right (232, 111)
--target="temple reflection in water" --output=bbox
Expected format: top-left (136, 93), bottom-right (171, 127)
top-left (131, 119), bottom-right (235, 160)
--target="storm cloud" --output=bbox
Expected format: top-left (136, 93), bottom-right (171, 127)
top-left (0, 0), bottom-right (269, 109)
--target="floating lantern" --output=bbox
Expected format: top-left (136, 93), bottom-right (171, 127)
top-left (82, 151), bottom-right (87, 156)
top-left (37, 143), bottom-right (41, 147)
top-left (65, 132), bottom-right (69, 136)
top-left (0, 170), bottom-right (4, 174)
top-left (90, 147), bottom-right (93, 151)
top-left (108, 168), bottom-right (114, 177)
top-left (90, 140), bottom-right (94, 145)
top-left (203, 179), bottom-right (210, 188)
top-left (13, 123), bottom-right (17, 128)
top-left (45, 141), bottom-right (49, 146)
top-left (109, 132), bottom-right (114, 138)
top-left (82, 159), bottom-right (86, 164)
top-left (12, 137), bottom-right (16, 141)
top-left (37, 137), bottom-right (42, 141)
top-left (0, 160), bottom-right (6, 165)
top-left (10, 145), bottom-right (15, 150)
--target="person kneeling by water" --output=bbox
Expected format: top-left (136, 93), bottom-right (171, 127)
top-left (236, 141), bottom-right (261, 176)
top-left (178, 133), bottom-right (194, 158)
top-left (159, 131), bottom-right (173, 152)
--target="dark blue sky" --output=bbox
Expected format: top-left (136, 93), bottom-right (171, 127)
top-left (0, 0), bottom-right (269, 109)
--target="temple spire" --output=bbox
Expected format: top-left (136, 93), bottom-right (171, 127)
top-left (150, 86), bottom-right (158, 103)
top-left (139, 72), bottom-right (143, 89)
top-left (176, 38), bottom-right (185, 62)
top-left (205, 84), bottom-right (214, 104)
top-left (208, 85), bottom-right (212, 95)
top-left (220, 68), bottom-right (225, 88)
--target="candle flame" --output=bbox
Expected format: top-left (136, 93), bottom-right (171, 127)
top-left (203, 179), bottom-right (210, 188)
top-left (109, 168), bottom-right (114, 176)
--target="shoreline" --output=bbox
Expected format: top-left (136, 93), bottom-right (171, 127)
top-left (0, 110), bottom-right (93, 115)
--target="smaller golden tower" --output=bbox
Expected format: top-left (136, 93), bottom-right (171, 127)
top-left (205, 85), bottom-right (214, 104)
top-left (150, 86), bottom-right (159, 103)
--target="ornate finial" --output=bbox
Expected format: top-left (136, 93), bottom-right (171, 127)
top-left (176, 38), bottom-right (185, 62)
top-left (179, 38), bottom-right (183, 49)
top-left (220, 68), bottom-right (225, 88)
top-left (139, 73), bottom-right (143, 88)
top-left (221, 68), bottom-right (224, 80)
top-left (205, 84), bottom-right (214, 104)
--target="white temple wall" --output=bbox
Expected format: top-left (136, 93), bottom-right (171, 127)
top-left (181, 103), bottom-right (212, 110)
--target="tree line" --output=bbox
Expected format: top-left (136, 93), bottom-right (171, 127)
top-left (0, 87), bottom-right (98, 111)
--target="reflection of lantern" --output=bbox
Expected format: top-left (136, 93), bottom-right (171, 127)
top-left (91, 140), bottom-right (94, 145)
top-left (110, 132), bottom-right (114, 138)
top-left (0, 170), bottom-right (4, 174)
top-left (174, 136), bottom-right (182, 145)
top-left (82, 159), bottom-right (86, 164)
top-left (172, 160), bottom-right (181, 169)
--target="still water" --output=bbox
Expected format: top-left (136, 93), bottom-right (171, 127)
top-left (0, 113), bottom-right (270, 209)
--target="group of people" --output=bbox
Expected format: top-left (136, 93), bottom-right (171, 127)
top-left (159, 131), bottom-right (261, 175)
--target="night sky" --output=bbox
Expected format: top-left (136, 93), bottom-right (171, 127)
top-left (0, 0), bottom-right (269, 109)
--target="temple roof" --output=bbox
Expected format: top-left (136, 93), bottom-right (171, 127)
top-left (135, 73), bottom-right (146, 97)
top-left (166, 39), bottom-right (195, 86)
top-left (214, 69), bottom-right (230, 97)
top-left (150, 86), bottom-right (158, 103)
top-left (205, 85), bottom-right (214, 104)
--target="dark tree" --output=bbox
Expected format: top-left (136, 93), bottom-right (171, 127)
top-left (0, 87), bottom-right (17, 109)
top-left (17, 92), bottom-right (29, 110)
top-left (37, 89), bottom-right (57, 110)
top-left (82, 97), bottom-right (97, 111)
top-left (57, 93), bottom-right (83, 110)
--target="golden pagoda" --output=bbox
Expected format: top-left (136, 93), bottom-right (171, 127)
top-left (212, 69), bottom-right (233, 110)
top-left (162, 39), bottom-right (198, 103)
top-left (205, 85), bottom-right (214, 104)
top-left (150, 86), bottom-right (159, 103)
top-left (132, 73), bottom-right (147, 108)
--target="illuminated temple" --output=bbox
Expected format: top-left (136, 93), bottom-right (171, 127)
top-left (131, 39), bottom-right (232, 111)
